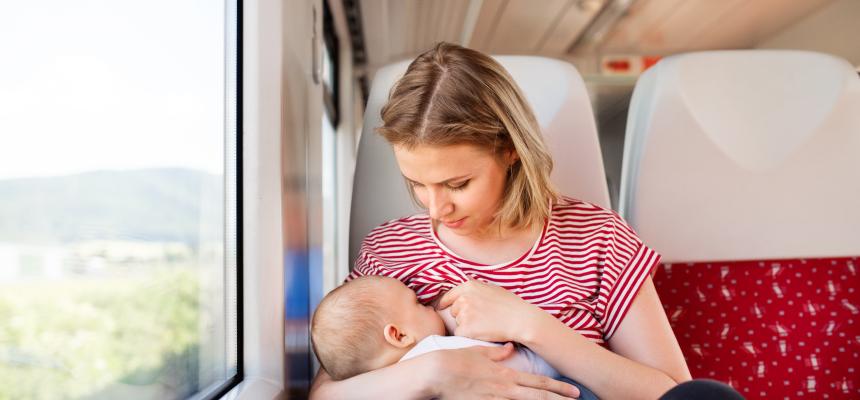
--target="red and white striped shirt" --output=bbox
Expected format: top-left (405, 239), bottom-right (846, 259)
top-left (348, 197), bottom-right (660, 345)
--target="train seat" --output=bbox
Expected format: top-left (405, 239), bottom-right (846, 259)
top-left (619, 50), bottom-right (860, 399)
top-left (349, 56), bottom-right (610, 265)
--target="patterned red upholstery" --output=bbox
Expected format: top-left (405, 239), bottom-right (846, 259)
top-left (653, 257), bottom-right (859, 399)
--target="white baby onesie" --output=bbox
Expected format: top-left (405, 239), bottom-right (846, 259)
top-left (399, 335), bottom-right (559, 378)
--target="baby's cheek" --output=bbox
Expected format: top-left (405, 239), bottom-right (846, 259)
top-left (436, 307), bottom-right (458, 335)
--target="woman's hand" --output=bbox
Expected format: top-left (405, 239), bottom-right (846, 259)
top-left (437, 279), bottom-right (551, 343)
top-left (311, 342), bottom-right (580, 399)
top-left (430, 343), bottom-right (580, 399)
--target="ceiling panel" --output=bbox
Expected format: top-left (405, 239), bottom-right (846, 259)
top-left (601, 0), bottom-right (686, 53)
top-left (484, 0), bottom-right (569, 53)
top-left (468, 0), bottom-right (508, 51)
top-left (359, 0), bottom-right (836, 75)
top-left (692, 0), bottom-right (834, 50)
top-left (539, 0), bottom-right (605, 53)
top-left (649, 0), bottom-right (746, 52)
top-left (599, 0), bottom-right (835, 54)
top-left (361, 0), bottom-right (474, 70)
top-left (362, 0), bottom-right (604, 69)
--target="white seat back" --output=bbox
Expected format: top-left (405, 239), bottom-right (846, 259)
top-left (619, 50), bottom-right (860, 263)
top-left (350, 56), bottom-right (610, 265)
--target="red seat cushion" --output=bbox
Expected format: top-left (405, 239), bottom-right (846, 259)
top-left (653, 257), bottom-right (859, 399)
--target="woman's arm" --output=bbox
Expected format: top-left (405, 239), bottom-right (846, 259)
top-left (310, 357), bottom-right (432, 399)
top-left (309, 344), bottom-right (580, 400)
top-left (519, 277), bottom-right (690, 400)
top-left (604, 276), bottom-right (692, 384)
top-left (440, 277), bottom-right (690, 400)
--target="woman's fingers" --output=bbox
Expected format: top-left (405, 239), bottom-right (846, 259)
top-left (450, 297), bottom-right (464, 318)
top-left (513, 372), bottom-right (580, 399)
top-left (437, 282), bottom-right (467, 309)
top-left (506, 385), bottom-right (579, 400)
top-left (471, 346), bottom-right (579, 399)
top-left (439, 278), bottom-right (544, 343)
top-left (477, 342), bottom-right (516, 362)
top-left (435, 347), bottom-right (579, 400)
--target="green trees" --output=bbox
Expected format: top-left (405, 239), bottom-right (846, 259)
top-left (0, 268), bottom-right (200, 400)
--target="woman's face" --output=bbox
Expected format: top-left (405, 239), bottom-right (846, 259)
top-left (393, 143), bottom-right (513, 239)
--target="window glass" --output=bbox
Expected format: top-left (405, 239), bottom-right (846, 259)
top-left (0, 1), bottom-right (239, 399)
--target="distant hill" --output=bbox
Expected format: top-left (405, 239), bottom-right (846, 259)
top-left (0, 168), bottom-right (223, 245)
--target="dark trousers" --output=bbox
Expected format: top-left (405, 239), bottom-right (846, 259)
top-left (556, 377), bottom-right (599, 400)
top-left (659, 379), bottom-right (745, 400)
top-left (557, 378), bottom-right (744, 400)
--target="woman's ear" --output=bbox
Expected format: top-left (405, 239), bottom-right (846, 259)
top-left (506, 149), bottom-right (520, 165)
top-left (382, 324), bottom-right (416, 348)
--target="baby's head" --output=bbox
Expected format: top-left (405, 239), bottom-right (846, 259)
top-left (311, 275), bottom-right (446, 380)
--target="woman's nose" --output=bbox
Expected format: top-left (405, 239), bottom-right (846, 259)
top-left (427, 189), bottom-right (453, 220)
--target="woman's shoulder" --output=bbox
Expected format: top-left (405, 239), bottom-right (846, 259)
top-left (551, 195), bottom-right (644, 244)
top-left (362, 212), bottom-right (432, 244)
top-left (552, 195), bottom-right (619, 222)
top-left (355, 213), bottom-right (436, 273)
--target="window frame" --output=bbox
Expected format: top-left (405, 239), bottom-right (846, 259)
top-left (322, 1), bottom-right (340, 128)
top-left (199, 0), bottom-right (244, 398)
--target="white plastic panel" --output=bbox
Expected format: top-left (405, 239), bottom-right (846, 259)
top-left (620, 50), bottom-right (860, 263)
top-left (350, 56), bottom-right (610, 266)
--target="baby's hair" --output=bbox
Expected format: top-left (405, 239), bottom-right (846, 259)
top-left (311, 275), bottom-right (393, 380)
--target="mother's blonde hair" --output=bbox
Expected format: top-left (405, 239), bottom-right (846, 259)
top-left (377, 42), bottom-right (558, 230)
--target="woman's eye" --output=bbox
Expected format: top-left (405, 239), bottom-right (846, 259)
top-left (447, 180), bottom-right (469, 191)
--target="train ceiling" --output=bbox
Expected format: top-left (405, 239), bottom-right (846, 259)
top-left (356, 0), bottom-right (834, 71)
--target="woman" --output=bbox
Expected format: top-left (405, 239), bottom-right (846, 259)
top-left (310, 42), bottom-right (734, 399)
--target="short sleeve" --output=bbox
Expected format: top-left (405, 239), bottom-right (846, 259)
top-left (598, 212), bottom-right (661, 340)
top-left (345, 240), bottom-right (378, 282)
top-left (344, 214), bottom-right (444, 296)
top-left (348, 234), bottom-right (455, 304)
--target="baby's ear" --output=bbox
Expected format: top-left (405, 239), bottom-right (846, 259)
top-left (382, 324), bottom-right (416, 348)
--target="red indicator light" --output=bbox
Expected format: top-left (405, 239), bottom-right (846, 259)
top-left (606, 60), bottom-right (631, 71)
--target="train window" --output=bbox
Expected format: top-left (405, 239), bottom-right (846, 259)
top-left (0, 0), bottom-right (241, 399)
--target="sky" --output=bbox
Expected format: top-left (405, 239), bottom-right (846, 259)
top-left (0, 0), bottom-right (226, 179)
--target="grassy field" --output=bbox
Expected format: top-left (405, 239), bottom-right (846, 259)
top-left (0, 268), bottom-right (201, 400)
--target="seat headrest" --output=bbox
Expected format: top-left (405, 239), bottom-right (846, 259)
top-left (620, 50), bottom-right (860, 262)
top-left (349, 56), bottom-right (609, 266)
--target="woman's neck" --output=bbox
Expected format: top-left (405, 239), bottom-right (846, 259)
top-left (435, 220), bottom-right (543, 265)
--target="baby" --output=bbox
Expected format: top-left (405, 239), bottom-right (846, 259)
top-left (311, 275), bottom-right (560, 381)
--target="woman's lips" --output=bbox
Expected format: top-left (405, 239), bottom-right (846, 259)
top-left (442, 217), bottom-right (466, 229)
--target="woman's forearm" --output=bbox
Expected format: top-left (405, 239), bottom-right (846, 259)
top-left (309, 356), bottom-right (436, 400)
top-left (520, 312), bottom-right (677, 400)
